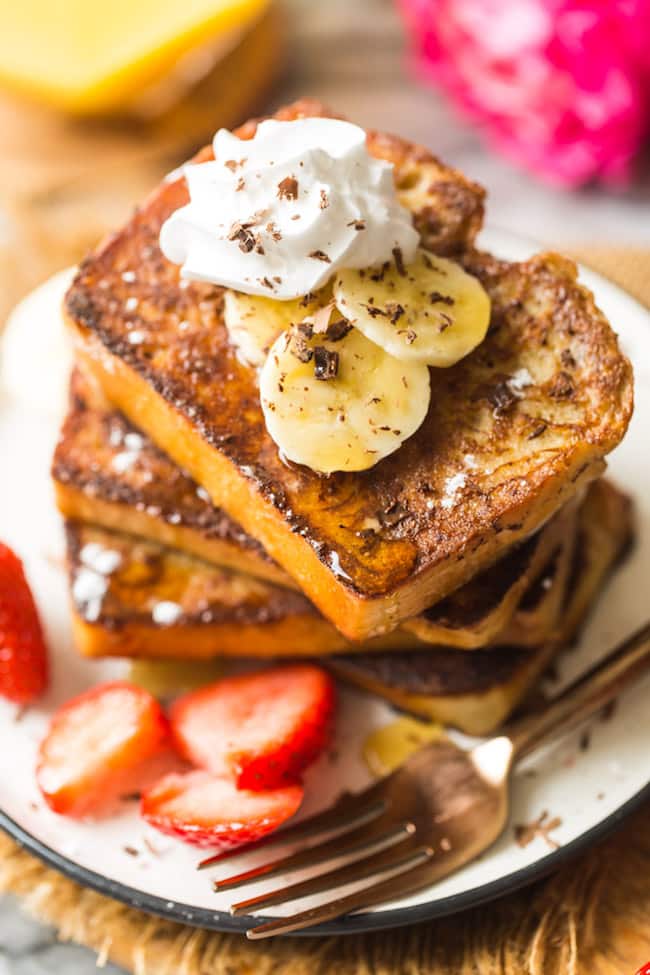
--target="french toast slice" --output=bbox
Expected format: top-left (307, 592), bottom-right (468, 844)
top-left (65, 521), bottom-right (416, 658)
top-left (65, 99), bottom-right (633, 640)
top-left (64, 488), bottom-right (586, 662)
top-left (329, 479), bottom-right (634, 733)
top-left (54, 368), bottom-right (577, 650)
top-left (64, 480), bottom-right (631, 734)
top-left (54, 370), bottom-right (294, 589)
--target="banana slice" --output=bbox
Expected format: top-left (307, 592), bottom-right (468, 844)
top-left (260, 324), bottom-right (430, 474)
top-left (223, 288), bottom-right (329, 368)
top-left (333, 248), bottom-right (490, 366)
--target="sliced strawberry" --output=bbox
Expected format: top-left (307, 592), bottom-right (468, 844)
top-left (141, 769), bottom-right (303, 850)
top-left (170, 665), bottom-right (336, 790)
top-left (0, 541), bottom-right (48, 703)
top-left (37, 681), bottom-right (171, 817)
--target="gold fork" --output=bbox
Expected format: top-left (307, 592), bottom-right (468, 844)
top-left (198, 621), bottom-right (650, 939)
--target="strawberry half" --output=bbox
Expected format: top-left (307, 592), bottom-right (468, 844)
top-left (0, 541), bottom-right (49, 703)
top-left (170, 665), bottom-right (336, 790)
top-left (37, 681), bottom-right (171, 817)
top-left (141, 769), bottom-right (303, 850)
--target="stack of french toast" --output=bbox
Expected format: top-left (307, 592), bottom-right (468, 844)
top-left (52, 100), bottom-right (634, 737)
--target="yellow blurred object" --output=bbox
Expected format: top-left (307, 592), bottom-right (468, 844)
top-left (128, 658), bottom-right (223, 697)
top-left (362, 716), bottom-right (442, 778)
top-left (0, 0), bottom-right (270, 114)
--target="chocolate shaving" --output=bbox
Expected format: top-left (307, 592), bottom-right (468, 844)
top-left (320, 189), bottom-right (330, 209)
top-left (429, 291), bottom-right (455, 306)
top-left (290, 335), bottom-right (313, 363)
top-left (386, 302), bottom-right (405, 324)
top-left (296, 321), bottom-right (314, 340)
top-left (277, 176), bottom-right (299, 200)
top-left (438, 313), bottom-right (453, 332)
top-left (515, 811), bottom-right (562, 850)
top-left (362, 303), bottom-right (388, 318)
top-left (224, 158), bottom-right (247, 172)
top-left (314, 347), bottom-right (339, 380)
top-left (227, 223), bottom-right (256, 253)
top-left (347, 218), bottom-right (366, 231)
top-left (488, 381), bottom-right (518, 415)
top-left (548, 370), bottom-right (575, 400)
top-left (299, 292), bottom-right (316, 307)
top-left (325, 318), bottom-right (352, 342)
top-left (258, 276), bottom-right (274, 290)
top-left (392, 246), bottom-right (406, 276)
top-left (309, 249), bottom-right (331, 263)
top-left (266, 221), bottom-right (282, 241)
top-left (370, 262), bottom-right (390, 282)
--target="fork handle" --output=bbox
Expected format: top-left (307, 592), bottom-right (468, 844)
top-left (507, 621), bottom-right (650, 761)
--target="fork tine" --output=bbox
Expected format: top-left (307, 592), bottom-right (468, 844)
top-left (230, 821), bottom-right (416, 913)
top-left (214, 805), bottom-right (397, 892)
top-left (245, 847), bottom-right (433, 939)
top-left (198, 789), bottom-right (386, 871)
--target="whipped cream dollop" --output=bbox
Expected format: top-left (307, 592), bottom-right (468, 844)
top-left (160, 117), bottom-right (419, 300)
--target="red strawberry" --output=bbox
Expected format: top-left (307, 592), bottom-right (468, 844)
top-left (170, 665), bottom-right (336, 790)
top-left (635, 965), bottom-right (650, 975)
top-left (0, 542), bottom-right (48, 703)
top-left (37, 681), bottom-right (171, 817)
top-left (141, 769), bottom-right (303, 850)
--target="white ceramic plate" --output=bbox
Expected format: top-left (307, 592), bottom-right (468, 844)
top-left (0, 229), bottom-right (649, 936)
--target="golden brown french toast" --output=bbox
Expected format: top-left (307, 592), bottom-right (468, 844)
top-left (330, 479), bottom-right (634, 733)
top-left (55, 368), bottom-right (576, 650)
top-left (65, 99), bottom-right (633, 640)
top-left (64, 487), bottom-right (592, 662)
top-left (64, 517), bottom-right (564, 660)
top-left (65, 521), bottom-right (416, 658)
top-left (65, 480), bottom-right (631, 734)
top-left (53, 370), bottom-right (294, 589)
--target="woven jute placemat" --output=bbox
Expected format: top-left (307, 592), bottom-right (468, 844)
top-left (0, 248), bottom-right (648, 973)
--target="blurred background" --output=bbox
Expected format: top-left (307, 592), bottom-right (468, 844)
top-left (0, 0), bottom-right (648, 326)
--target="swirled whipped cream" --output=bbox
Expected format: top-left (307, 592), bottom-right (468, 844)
top-left (160, 117), bottom-right (419, 300)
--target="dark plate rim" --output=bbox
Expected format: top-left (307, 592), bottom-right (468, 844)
top-left (2, 781), bottom-right (649, 937)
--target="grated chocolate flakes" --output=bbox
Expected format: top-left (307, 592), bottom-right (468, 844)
top-left (314, 347), bottom-right (339, 380)
top-left (392, 246), bottom-right (407, 276)
top-left (277, 176), bottom-right (299, 200)
top-left (325, 318), bottom-right (353, 342)
top-left (430, 290), bottom-right (454, 306)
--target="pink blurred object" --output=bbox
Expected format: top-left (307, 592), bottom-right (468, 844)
top-left (399, 0), bottom-right (650, 187)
